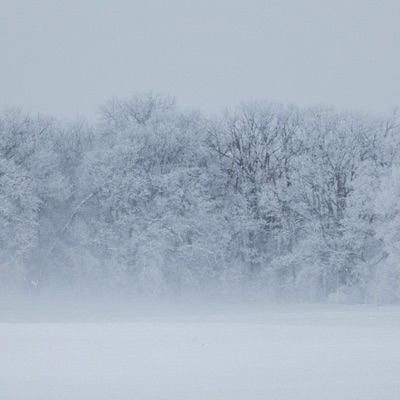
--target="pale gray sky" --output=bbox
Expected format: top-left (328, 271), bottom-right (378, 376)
top-left (1, 0), bottom-right (399, 119)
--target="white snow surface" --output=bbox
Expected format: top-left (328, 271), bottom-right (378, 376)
top-left (1, 304), bottom-right (400, 399)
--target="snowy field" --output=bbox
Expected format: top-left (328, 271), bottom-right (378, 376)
top-left (1, 304), bottom-right (400, 400)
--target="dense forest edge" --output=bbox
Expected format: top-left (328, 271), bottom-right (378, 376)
top-left (1, 93), bottom-right (400, 304)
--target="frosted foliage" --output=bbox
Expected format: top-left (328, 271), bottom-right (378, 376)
top-left (1, 96), bottom-right (400, 303)
top-left (0, 158), bottom-right (39, 285)
top-left (369, 165), bottom-right (400, 303)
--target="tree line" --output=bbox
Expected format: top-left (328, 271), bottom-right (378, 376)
top-left (1, 93), bottom-right (400, 303)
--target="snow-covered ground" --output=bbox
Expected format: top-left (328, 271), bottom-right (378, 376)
top-left (1, 305), bottom-right (400, 399)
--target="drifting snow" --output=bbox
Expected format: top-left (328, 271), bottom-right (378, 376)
top-left (1, 305), bottom-right (400, 399)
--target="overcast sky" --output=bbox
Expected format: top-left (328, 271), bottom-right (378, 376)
top-left (1, 0), bottom-right (399, 120)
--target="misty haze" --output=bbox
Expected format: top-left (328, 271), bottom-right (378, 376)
top-left (1, 1), bottom-right (400, 399)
